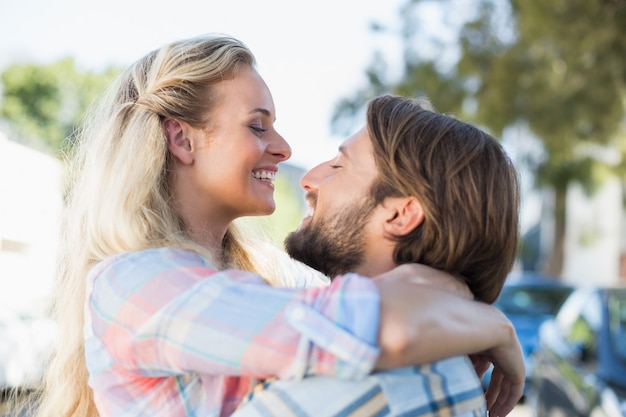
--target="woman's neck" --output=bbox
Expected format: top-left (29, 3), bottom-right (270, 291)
top-left (186, 223), bottom-right (227, 265)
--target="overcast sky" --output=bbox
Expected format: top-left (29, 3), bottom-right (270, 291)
top-left (0, 0), bottom-right (413, 169)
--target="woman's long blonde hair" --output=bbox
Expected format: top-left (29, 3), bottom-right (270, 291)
top-left (32, 34), bottom-right (273, 417)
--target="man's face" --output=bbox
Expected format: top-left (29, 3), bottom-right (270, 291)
top-left (285, 127), bottom-right (379, 277)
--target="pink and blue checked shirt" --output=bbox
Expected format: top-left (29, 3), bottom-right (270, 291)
top-left (84, 247), bottom-right (381, 417)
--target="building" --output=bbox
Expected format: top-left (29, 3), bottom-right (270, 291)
top-left (0, 132), bottom-right (63, 316)
top-left (529, 178), bottom-right (626, 286)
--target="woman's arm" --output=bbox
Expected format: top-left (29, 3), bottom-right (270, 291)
top-left (372, 264), bottom-right (525, 417)
top-left (87, 248), bottom-right (381, 381)
top-left (89, 247), bottom-right (523, 416)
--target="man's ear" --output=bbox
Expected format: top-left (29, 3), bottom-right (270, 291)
top-left (164, 118), bottom-right (193, 165)
top-left (382, 197), bottom-right (425, 238)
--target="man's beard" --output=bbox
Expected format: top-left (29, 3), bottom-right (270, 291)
top-left (285, 196), bottom-right (376, 278)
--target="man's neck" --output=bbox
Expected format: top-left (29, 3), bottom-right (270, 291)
top-left (353, 258), bottom-right (398, 278)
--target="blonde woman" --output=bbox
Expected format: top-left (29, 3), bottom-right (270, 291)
top-left (31, 34), bottom-right (524, 417)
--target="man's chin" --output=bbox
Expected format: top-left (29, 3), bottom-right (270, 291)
top-left (285, 205), bottom-right (370, 278)
top-left (284, 230), bottom-right (310, 264)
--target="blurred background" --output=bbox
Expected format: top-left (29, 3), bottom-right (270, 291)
top-left (1, 0), bottom-right (625, 415)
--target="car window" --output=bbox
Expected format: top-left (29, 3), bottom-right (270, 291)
top-left (608, 291), bottom-right (626, 362)
top-left (495, 286), bottom-right (572, 316)
top-left (556, 289), bottom-right (590, 329)
top-left (563, 291), bottom-right (601, 364)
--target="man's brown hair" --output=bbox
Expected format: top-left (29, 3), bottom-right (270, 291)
top-left (367, 95), bottom-right (520, 304)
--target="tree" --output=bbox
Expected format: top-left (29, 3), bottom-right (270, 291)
top-left (333, 0), bottom-right (626, 276)
top-left (0, 59), bottom-right (120, 155)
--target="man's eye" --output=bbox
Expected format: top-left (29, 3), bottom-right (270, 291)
top-left (249, 126), bottom-right (267, 137)
top-left (329, 156), bottom-right (342, 169)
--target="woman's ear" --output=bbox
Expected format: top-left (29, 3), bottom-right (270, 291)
top-left (164, 118), bottom-right (194, 165)
top-left (383, 197), bottom-right (425, 237)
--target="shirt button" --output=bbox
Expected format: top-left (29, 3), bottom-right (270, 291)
top-left (290, 306), bottom-right (307, 321)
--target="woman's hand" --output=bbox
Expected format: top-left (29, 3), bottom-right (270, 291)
top-left (474, 338), bottom-right (525, 417)
top-left (372, 264), bottom-right (525, 416)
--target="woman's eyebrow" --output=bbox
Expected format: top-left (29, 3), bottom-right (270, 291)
top-left (250, 107), bottom-right (271, 117)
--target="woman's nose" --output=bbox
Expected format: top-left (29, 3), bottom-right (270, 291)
top-left (269, 131), bottom-right (291, 161)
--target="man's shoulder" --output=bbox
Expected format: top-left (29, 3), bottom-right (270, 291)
top-left (373, 356), bottom-right (485, 415)
top-left (235, 356), bottom-right (486, 417)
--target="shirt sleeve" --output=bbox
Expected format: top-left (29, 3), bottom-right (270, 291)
top-left (86, 247), bottom-right (380, 381)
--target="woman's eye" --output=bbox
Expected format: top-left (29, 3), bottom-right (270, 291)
top-left (249, 125), bottom-right (267, 137)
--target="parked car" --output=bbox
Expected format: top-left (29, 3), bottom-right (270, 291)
top-left (527, 286), bottom-right (626, 417)
top-left (481, 272), bottom-right (574, 397)
top-left (0, 305), bottom-right (57, 391)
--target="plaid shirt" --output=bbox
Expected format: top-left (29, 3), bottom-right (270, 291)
top-left (234, 356), bottom-right (487, 417)
top-left (84, 247), bottom-right (381, 417)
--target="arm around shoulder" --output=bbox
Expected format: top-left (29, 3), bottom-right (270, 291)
top-left (374, 277), bottom-right (518, 368)
top-left (371, 269), bottom-right (525, 416)
top-left (87, 249), bottom-right (382, 381)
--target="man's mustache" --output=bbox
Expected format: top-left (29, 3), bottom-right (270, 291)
top-left (305, 192), bottom-right (317, 210)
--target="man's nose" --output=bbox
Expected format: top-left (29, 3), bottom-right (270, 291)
top-left (301, 162), bottom-right (326, 192)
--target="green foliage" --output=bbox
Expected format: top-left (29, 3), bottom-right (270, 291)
top-left (331, 51), bottom-right (391, 137)
top-left (473, 0), bottom-right (626, 195)
top-left (0, 59), bottom-right (121, 156)
top-left (243, 174), bottom-right (307, 247)
top-left (264, 175), bottom-right (307, 246)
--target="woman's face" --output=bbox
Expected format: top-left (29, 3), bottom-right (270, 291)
top-left (172, 67), bottom-right (291, 230)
